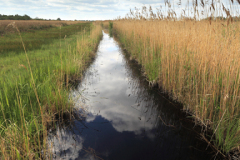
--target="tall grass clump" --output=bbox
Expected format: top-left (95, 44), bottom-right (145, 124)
top-left (112, 1), bottom-right (240, 157)
top-left (0, 22), bottom-right (102, 159)
top-left (109, 21), bottom-right (113, 37)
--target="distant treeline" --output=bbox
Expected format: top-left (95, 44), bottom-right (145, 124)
top-left (0, 14), bottom-right (32, 20)
top-left (0, 14), bottom-right (63, 21)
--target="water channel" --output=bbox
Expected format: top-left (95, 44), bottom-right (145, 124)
top-left (48, 31), bottom-right (213, 160)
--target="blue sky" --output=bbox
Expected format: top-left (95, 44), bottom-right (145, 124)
top-left (0, 0), bottom-right (238, 20)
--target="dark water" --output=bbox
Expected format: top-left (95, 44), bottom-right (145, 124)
top-left (48, 31), bottom-right (213, 160)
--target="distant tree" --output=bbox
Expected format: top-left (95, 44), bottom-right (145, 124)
top-left (57, 18), bottom-right (61, 21)
top-left (0, 14), bottom-right (32, 20)
top-left (8, 15), bottom-right (14, 20)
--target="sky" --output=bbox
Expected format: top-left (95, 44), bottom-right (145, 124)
top-left (0, 0), bottom-right (165, 20)
top-left (0, 0), bottom-right (238, 20)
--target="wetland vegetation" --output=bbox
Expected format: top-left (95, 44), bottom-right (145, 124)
top-left (1, 0), bottom-right (240, 159)
top-left (106, 1), bottom-right (240, 158)
top-left (0, 20), bottom-right (85, 55)
top-left (0, 21), bottom-right (102, 159)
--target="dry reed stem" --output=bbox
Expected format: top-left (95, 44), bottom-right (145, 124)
top-left (113, 19), bottom-right (240, 153)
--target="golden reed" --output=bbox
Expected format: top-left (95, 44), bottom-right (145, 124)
top-left (112, 3), bottom-right (240, 155)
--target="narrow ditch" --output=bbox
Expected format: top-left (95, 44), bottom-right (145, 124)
top-left (48, 31), bottom-right (215, 160)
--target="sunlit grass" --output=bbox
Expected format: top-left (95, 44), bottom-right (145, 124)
top-left (0, 22), bottom-right (89, 56)
top-left (0, 22), bottom-right (102, 159)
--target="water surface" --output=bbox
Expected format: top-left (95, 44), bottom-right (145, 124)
top-left (48, 31), bottom-right (213, 160)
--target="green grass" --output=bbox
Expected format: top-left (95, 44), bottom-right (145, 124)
top-left (0, 22), bottom-right (102, 159)
top-left (0, 23), bottom-right (89, 56)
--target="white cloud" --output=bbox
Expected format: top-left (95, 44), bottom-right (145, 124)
top-left (48, 127), bottom-right (84, 159)
top-left (0, 0), bottom-right (166, 20)
top-left (1, 0), bottom-right (236, 20)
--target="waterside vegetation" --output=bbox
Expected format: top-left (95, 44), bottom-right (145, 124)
top-left (0, 21), bottom-right (102, 159)
top-left (110, 1), bottom-right (240, 158)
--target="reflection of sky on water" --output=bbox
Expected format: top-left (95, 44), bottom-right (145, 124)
top-left (75, 33), bottom-right (157, 134)
top-left (48, 31), bottom-right (213, 160)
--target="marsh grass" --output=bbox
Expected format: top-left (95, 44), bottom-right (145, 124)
top-left (0, 21), bottom-right (89, 56)
top-left (109, 21), bottom-right (113, 37)
top-left (111, 2), bottom-right (240, 156)
top-left (0, 20), bottom-right (82, 35)
top-left (0, 22), bottom-right (102, 159)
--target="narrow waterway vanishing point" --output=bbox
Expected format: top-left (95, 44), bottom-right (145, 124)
top-left (48, 31), bottom-right (214, 160)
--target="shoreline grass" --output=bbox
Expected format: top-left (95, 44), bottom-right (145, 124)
top-left (0, 22), bottom-right (102, 159)
top-left (110, 5), bottom-right (240, 157)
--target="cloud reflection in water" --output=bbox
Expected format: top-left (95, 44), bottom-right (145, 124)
top-left (48, 31), bottom-right (212, 160)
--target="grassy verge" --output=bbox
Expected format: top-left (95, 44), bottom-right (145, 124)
top-left (111, 19), bottom-right (240, 157)
top-left (0, 22), bottom-right (102, 159)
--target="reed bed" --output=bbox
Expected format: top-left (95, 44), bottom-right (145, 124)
top-left (0, 22), bottom-right (102, 159)
top-left (112, 5), bottom-right (240, 156)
